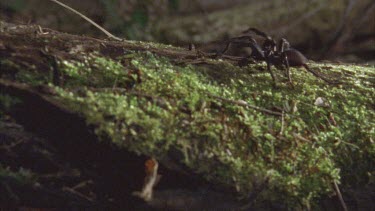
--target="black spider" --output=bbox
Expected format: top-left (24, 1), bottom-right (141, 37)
top-left (222, 28), bottom-right (337, 86)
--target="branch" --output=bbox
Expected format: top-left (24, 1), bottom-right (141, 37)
top-left (48, 0), bottom-right (123, 41)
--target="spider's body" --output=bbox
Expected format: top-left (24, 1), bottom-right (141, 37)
top-left (221, 28), bottom-right (337, 86)
top-left (283, 49), bottom-right (308, 67)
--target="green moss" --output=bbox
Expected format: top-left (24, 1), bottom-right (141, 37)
top-left (0, 59), bottom-right (50, 85)
top-left (60, 56), bottom-right (134, 88)
top-left (0, 165), bottom-right (37, 186)
top-left (127, 39), bottom-right (184, 51)
top-left (33, 52), bottom-right (375, 208)
top-left (16, 70), bottom-right (49, 85)
top-left (0, 94), bottom-right (21, 117)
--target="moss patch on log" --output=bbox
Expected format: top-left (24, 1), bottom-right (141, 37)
top-left (0, 20), bottom-right (373, 208)
top-left (26, 50), bottom-right (373, 208)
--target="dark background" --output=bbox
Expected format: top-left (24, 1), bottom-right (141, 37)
top-left (1, 0), bottom-right (374, 63)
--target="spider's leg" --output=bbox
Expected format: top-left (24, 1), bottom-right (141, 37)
top-left (243, 27), bottom-right (269, 39)
top-left (221, 36), bottom-right (253, 55)
top-left (283, 53), bottom-right (292, 84)
top-left (266, 58), bottom-right (277, 87)
top-left (221, 41), bottom-right (231, 55)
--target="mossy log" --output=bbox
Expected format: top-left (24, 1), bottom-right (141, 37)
top-left (0, 21), bottom-right (374, 210)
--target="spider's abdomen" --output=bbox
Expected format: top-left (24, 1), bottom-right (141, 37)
top-left (284, 49), bottom-right (308, 67)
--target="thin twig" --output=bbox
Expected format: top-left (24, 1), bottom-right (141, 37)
top-left (279, 110), bottom-right (285, 135)
top-left (207, 94), bottom-right (283, 116)
top-left (333, 180), bottom-right (348, 211)
top-left (62, 186), bottom-right (94, 202)
top-left (292, 133), bottom-right (311, 142)
top-left (48, 0), bottom-right (123, 41)
top-left (70, 180), bottom-right (93, 190)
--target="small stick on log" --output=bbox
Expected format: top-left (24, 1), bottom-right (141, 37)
top-left (62, 186), bottom-right (94, 202)
top-left (292, 133), bottom-right (311, 142)
top-left (279, 110), bottom-right (285, 135)
top-left (207, 94), bottom-right (283, 116)
top-left (333, 180), bottom-right (348, 211)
